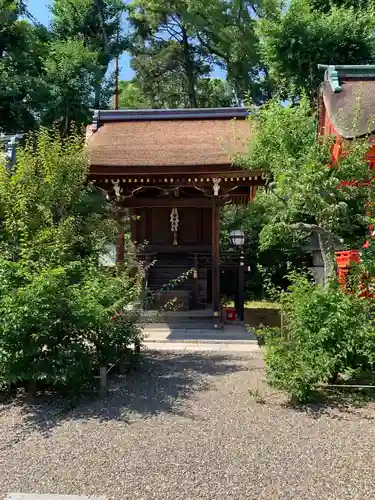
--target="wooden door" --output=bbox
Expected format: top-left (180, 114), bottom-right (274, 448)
top-left (201, 208), bottom-right (212, 245)
top-left (178, 208), bottom-right (199, 245)
top-left (149, 207), bottom-right (172, 245)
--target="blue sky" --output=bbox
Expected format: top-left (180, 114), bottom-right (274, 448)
top-left (27, 0), bottom-right (224, 80)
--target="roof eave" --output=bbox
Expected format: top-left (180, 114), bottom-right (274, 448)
top-left (318, 64), bottom-right (375, 94)
top-left (91, 107), bottom-right (249, 131)
top-left (318, 64), bottom-right (375, 77)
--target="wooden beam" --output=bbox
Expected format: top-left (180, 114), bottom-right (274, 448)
top-left (120, 197), bottom-right (227, 208)
top-left (89, 165), bottom-right (263, 177)
top-left (212, 199), bottom-right (221, 326)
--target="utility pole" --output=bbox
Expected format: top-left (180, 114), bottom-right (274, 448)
top-left (114, 55), bottom-right (119, 110)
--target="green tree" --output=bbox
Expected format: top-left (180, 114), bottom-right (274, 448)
top-left (117, 79), bottom-right (150, 109)
top-left (117, 76), bottom-right (234, 109)
top-left (42, 39), bottom-right (99, 133)
top-left (310, 0), bottom-right (371, 13)
top-left (238, 97), bottom-right (374, 285)
top-left (0, 128), bottom-right (109, 262)
top-left (258, 0), bottom-right (375, 100)
top-left (196, 78), bottom-right (235, 108)
top-left (127, 0), bottom-right (212, 108)
top-left (0, 0), bottom-right (49, 133)
top-left (189, 0), bottom-right (274, 103)
top-left (50, 0), bottom-right (127, 108)
top-left (127, 0), bottom-right (273, 107)
top-left (0, 128), bottom-right (142, 391)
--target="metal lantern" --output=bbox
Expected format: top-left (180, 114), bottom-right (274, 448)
top-left (229, 229), bottom-right (245, 247)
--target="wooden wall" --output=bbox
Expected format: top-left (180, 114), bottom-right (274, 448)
top-left (132, 206), bottom-right (212, 247)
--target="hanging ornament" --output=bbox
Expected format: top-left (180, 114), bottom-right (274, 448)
top-left (170, 208), bottom-right (179, 245)
top-left (212, 178), bottom-right (221, 196)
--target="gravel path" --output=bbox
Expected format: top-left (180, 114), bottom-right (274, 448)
top-left (1, 350), bottom-right (375, 500)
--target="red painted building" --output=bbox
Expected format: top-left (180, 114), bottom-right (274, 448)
top-left (318, 64), bottom-right (375, 162)
top-left (318, 64), bottom-right (375, 283)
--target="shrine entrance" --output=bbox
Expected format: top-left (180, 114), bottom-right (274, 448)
top-left (87, 107), bottom-right (263, 325)
top-left (133, 205), bottom-right (212, 310)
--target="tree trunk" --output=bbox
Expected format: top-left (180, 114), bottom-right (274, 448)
top-left (181, 26), bottom-right (197, 108)
top-left (62, 103), bottom-right (70, 137)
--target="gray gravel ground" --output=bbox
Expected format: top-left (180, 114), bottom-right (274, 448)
top-left (1, 350), bottom-right (375, 500)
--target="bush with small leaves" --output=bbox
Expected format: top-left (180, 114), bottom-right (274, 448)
top-left (0, 129), bottom-right (142, 393)
top-left (261, 272), bottom-right (375, 401)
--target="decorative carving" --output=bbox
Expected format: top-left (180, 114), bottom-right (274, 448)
top-left (212, 178), bottom-right (221, 196)
top-left (193, 185), bottom-right (212, 198)
top-left (122, 186), bottom-right (145, 199)
top-left (111, 179), bottom-right (122, 200)
top-left (326, 65), bottom-right (342, 93)
top-left (170, 208), bottom-right (179, 246)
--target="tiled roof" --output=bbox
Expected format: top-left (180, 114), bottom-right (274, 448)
top-left (87, 109), bottom-right (251, 168)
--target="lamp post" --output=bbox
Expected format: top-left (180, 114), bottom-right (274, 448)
top-left (229, 230), bottom-right (245, 322)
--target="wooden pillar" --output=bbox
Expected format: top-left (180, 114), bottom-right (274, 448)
top-left (212, 199), bottom-right (221, 327)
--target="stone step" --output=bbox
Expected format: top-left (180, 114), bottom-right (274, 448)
top-left (142, 342), bottom-right (260, 352)
top-left (141, 309), bottom-right (213, 317)
top-left (143, 325), bottom-right (257, 343)
top-left (142, 321), bottom-right (216, 330)
top-left (140, 312), bottom-right (215, 326)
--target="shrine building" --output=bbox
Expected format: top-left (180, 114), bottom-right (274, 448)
top-left (86, 108), bottom-right (262, 323)
top-left (318, 64), bottom-right (375, 282)
top-left (318, 64), bottom-right (375, 165)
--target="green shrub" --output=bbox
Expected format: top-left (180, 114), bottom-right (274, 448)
top-left (72, 263), bottom-right (143, 367)
top-left (261, 273), bottom-right (375, 401)
top-left (0, 128), bottom-right (143, 393)
top-left (0, 259), bottom-right (143, 390)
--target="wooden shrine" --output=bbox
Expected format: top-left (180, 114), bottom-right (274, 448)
top-left (86, 107), bottom-right (262, 323)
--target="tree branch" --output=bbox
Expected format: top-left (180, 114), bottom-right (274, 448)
top-left (196, 32), bottom-right (227, 61)
top-left (96, 0), bottom-right (110, 56)
top-left (161, 26), bottom-right (182, 42)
